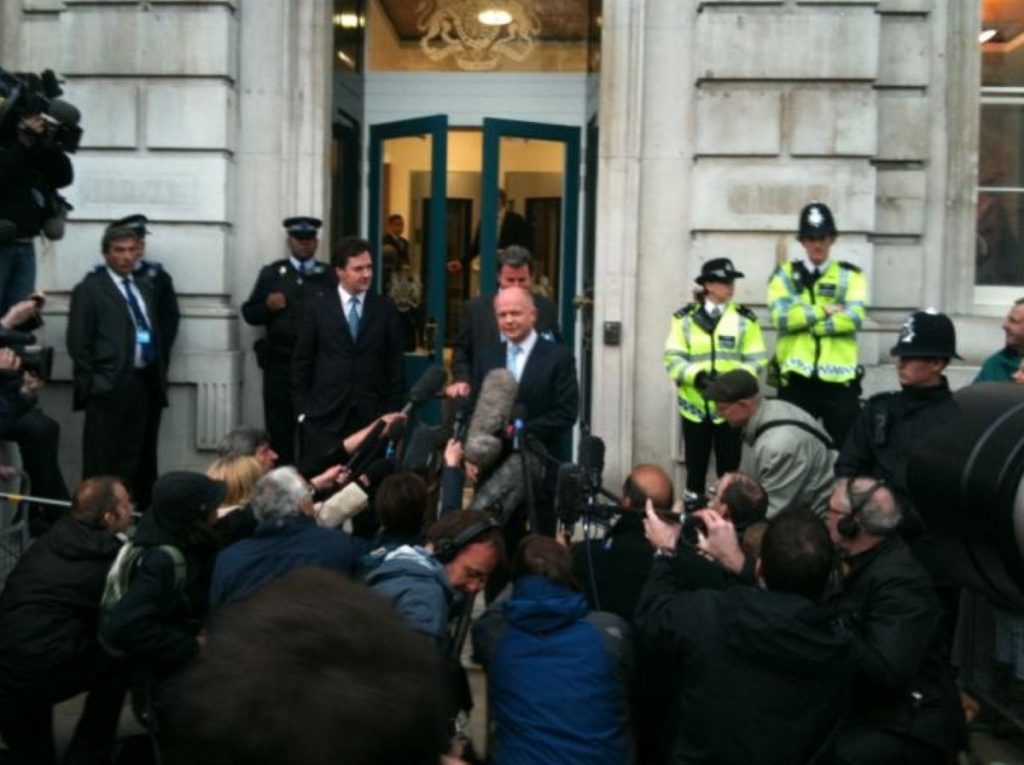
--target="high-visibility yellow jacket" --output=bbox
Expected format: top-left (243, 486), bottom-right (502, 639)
top-left (663, 302), bottom-right (768, 423)
top-left (767, 260), bottom-right (867, 384)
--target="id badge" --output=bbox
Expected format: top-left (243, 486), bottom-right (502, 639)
top-left (137, 329), bottom-right (151, 344)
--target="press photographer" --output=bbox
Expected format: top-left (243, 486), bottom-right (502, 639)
top-left (0, 67), bottom-right (78, 312)
top-left (0, 295), bottom-right (68, 534)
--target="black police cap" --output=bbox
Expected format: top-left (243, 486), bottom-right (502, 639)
top-left (283, 216), bottom-right (322, 240)
top-left (705, 369), bottom-right (760, 403)
top-left (110, 214), bottom-right (150, 237)
top-left (696, 257), bottom-right (745, 285)
top-left (797, 202), bottom-right (838, 239)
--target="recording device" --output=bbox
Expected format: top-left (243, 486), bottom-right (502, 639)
top-left (679, 490), bottom-right (710, 546)
top-left (451, 394), bottom-right (474, 443)
top-left (907, 382), bottom-right (1024, 610)
top-left (467, 448), bottom-right (545, 524)
top-left (0, 68), bottom-right (83, 152)
top-left (464, 368), bottom-right (517, 471)
top-left (0, 329), bottom-right (52, 382)
top-left (401, 364), bottom-right (446, 417)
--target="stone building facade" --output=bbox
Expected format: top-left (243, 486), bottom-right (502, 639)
top-left (0, 0), bottom-right (999, 487)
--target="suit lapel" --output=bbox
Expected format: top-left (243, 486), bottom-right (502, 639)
top-left (99, 272), bottom-right (134, 323)
top-left (518, 337), bottom-right (549, 391)
top-left (331, 288), bottom-right (356, 347)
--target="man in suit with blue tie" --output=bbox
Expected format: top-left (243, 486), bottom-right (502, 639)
top-left (67, 226), bottom-right (169, 508)
top-left (470, 286), bottom-right (579, 536)
top-left (291, 237), bottom-right (404, 474)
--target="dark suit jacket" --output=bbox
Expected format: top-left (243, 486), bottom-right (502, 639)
top-left (452, 293), bottom-right (561, 384)
top-left (291, 286), bottom-right (404, 435)
top-left (473, 335), bottom-right (578, 451)
top-left (66, 269), bottom-right (168, 411)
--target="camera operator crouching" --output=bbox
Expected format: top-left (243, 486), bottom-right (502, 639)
top-left (0, 69), bottom-right (77, 313)
top-left (0, 296), bottom-right (68, 534)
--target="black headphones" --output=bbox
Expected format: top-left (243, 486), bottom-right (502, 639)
top-left (432, 516), bottom-right (500, 563)
top-left (837, 478), bottom-right (886, 539)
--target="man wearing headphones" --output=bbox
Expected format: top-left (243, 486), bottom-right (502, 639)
top-left (827, 477), bottom-right (959, 765)
top-left (365, 509), bottom-right (505, 650)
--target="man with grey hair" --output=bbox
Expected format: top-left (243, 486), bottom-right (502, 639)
top-left (826, 477), bottom-right (958, 764)
top-left (448, 245), bottom-right (561, 397)
top-left (209, 466), bottom-right (364, 607)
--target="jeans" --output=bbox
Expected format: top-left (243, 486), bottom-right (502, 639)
top-left (0, 240), bottom-right (36, 316)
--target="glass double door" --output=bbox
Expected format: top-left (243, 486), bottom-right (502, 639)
top-left (368, 116), bottom-right (581, 392)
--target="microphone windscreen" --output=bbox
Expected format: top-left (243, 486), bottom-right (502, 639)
top-left (465, 433), bottom-right (503, 470)
top-left (41, 216), bottom-right (65, 241)
top-left (466, 369), bottom-right (517, 466)
top-left (468, 451), bottom-right (544, 520)
top-left (578, 434), bottom-right (606, 483)
top-left (46, 98), bottom-right (80, 127)
top-left (316, 483), bottom-right (368, 529)
top-left (409, 364), bottom-right (447, 405)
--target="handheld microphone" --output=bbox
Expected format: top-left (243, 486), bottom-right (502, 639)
top-left (468, 450), bottom-right (544, 523)
top-left (465, 368), bottom-right (518, 472)
top-left (578, 434), bottom-right (606, 495)
top-left (452, 395), bottom-right (474, 443)
top-left (401, 364), bottom-right (447, 416)
top-left (344, 418), bottom-right (387, 476)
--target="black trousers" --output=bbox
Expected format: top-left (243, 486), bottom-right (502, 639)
top-left (262, 355), bottom-right (297, 466)
top-left (681, 417), bottom-right (742, 496)
top-left (836, 726), bottom-right (950, 765)
top-left (82, 368), bottom-right (161, 510)
top-left (0, 407), bottom-right (69, 534)
top-left (0, 654), bottom-right (128, 765)
top-left (778, 375), bottom-right (860, 449)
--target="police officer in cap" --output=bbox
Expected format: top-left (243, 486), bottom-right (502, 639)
top-left (664, 258), bottom-right (767, 495)
top-left (767, 202), bottom-right (867, 447)
top-left (835, 309), bottom-right (961, 527)
top-left (242, 217), bottom-right (330, 464)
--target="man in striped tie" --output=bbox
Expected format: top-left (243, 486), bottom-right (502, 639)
top-left (67, 225), bottom-right (170, 509)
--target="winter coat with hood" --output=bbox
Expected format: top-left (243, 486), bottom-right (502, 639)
top-left (365, 544), bottom-right (453, 651)
top-left (472, 575), bottom-right (633, 765)
top-left (636, 557), bottom-right (852, 765)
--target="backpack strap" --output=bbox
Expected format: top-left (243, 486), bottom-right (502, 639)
top-left (752, 419), bottom-right (835, 451)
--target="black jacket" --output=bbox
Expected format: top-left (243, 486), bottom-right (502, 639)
top-left (472, 336), bottom-right (578, 452)
top-left (571, 512), bottom-right (653, 624)
top-left (0, 139), bottom-right (73, 237)
top-left (0, 516), bottom-right (121, 695)
top-left (291, 287), bottom-right (404, 427)
top-left (637, 558), bottom-right (852, 765)
top-left (829, 536), bottom-right (959, 752)
top-left (835, 379), bottom-right (959, 519)
top-left (66, 268), bottom-right (169, 411)
top-left (99, 511), bottom-right (215, 678)
top-left (451, 292), bottom-right (561, 384)
top-left (134, 260), bottom-right (181, 369)
top-left (241, 258), bottom-right (332, 351)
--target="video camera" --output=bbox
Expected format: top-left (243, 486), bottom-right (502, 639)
top-left (0, 68), bottom-right (82, 153)
top-left (0, 328), bottom-right (53, 382)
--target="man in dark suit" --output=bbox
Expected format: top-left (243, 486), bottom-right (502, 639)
top-left (448, 245), bottom-right (561, 398)
top-left (242, 216), bottom-right (331, 464)
top-left (67, 225), bottom-right (169, 508)
top-left (469, 286), bottom-right (578, 537)
top-left (111, 213), bottom-right (180, 506)
top-left (291, 236), bottom-right (404, 472)
top-left (381, 213), bottom-right (409, 293)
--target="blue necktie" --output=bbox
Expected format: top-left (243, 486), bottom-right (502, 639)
top-left (121, 278), bottom-right (157, 365)
top-left (507, 343), bottom-right (521, 381)
top-left (348, 297), bottom-right (360, 340)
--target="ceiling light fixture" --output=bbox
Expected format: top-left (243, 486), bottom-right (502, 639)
top-left (479, 8), bottom-right (513, 26)
top-left (980, 28), bottom-right (998, 44)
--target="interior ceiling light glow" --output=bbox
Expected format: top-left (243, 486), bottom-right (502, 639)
top-left (479, 9), bottom-right (513, 26)
top-left (980, 28), bottom-right (998, 43)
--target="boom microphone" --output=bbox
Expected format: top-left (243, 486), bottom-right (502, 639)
top-left (465, 368), bottom-right (517, 472)
top-left (468, 449), bottom-right (544, 524)
top-left (402, 364), bottom-right (447, 416)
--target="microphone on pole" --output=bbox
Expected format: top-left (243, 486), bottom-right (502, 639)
top-left (465, 368), bottom-right (518, 473)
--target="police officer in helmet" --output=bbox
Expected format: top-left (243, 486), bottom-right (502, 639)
top-left (241, 217), bottom-right (330, 465)
top-left (767, 203), bottom-right (868, 447)
top-left (835, 309), bottom-right (961, 528)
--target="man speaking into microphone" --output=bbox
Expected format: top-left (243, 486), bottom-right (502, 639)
top-left (468, 286), bottom-right (578, 537)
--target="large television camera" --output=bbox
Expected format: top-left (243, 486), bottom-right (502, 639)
top-left (0, 68), bottom-right (82, 153)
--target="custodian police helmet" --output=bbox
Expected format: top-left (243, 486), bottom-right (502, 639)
top-left (889, 309), bottom-right (962, 360)
top-left (797, 202), bottom-right (838, 239)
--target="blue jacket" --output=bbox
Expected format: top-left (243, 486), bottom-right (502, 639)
top-left (472, 576), bottom-right (633, 765)
top-left (364, 545), bottom-right (453, 651)
top-left (210, 514), bottom-right (362, 607)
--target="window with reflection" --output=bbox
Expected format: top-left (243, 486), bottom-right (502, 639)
top-left (978, 0), bottom-right (1024, 285)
